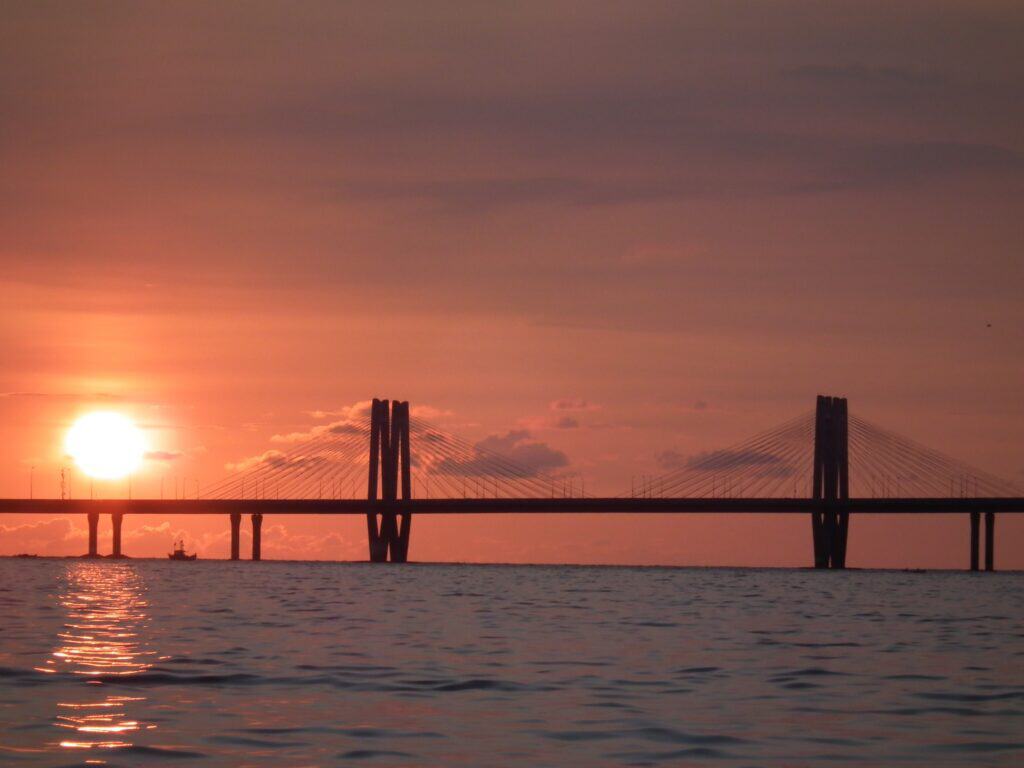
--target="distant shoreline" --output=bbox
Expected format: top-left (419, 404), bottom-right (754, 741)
top-left (0, 554), bottom-right (1020, 573)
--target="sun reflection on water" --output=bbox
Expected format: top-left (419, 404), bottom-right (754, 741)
top-left (37, 563), bottom-right (160, 757)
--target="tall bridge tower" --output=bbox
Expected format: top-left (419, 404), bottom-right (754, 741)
top-left (812, 395), bottom-right (849, 569)
top-left (366, 399), bottom-right (412, 562)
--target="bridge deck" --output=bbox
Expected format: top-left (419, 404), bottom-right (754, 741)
top-left (1, 498), bottom-right (1023, 515)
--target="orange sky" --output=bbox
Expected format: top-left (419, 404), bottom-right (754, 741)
top-left (1, 2), bottom-right (1022, 567)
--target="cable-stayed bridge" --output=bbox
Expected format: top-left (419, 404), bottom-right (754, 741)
top-left (2, 396), bottom-right (1021, 569)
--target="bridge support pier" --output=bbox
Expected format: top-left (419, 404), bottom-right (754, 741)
top-left (87, 512), bottom-right (99, 557)
top-left (970, 512), bottom-right (980, 571)
top-left (367, 398), bottom-right (412, 563)
top-left (230, 513), bottom-right (241, 560)
top-left (984, 512), bottom-right (995, 572)
top-left (811, 396), bottom-right (849, 569)
top-left (111, 513), bottom-right (123, 558)
top-left (251, 513), bottom-right (263, 561)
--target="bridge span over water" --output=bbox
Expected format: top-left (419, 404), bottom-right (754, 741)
top-left (2, 396), bottom-right (1020, 570)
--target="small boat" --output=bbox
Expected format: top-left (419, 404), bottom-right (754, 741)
top-left (168, 538), bottom-right (197, 561)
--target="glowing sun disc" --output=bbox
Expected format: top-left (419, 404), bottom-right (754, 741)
top-left (65, 413), bottom-right (146, 480)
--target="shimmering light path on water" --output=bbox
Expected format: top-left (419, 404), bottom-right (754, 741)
top-left (0, 560), bottom-right (1022, 767)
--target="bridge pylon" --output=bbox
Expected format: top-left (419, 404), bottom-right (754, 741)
top-left (812, 395), bottom-right (849, 568)
top-left (367, 398), bottom-right (412, 562)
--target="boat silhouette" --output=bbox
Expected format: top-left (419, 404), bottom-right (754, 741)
top-left (168, 538), bottom-right (197, 561)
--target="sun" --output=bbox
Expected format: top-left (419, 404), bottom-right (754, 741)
top-left (65, 412), bottom-right (146, 480)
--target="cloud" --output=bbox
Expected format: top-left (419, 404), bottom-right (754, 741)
top-left (304, 400), bottom-right (374, 422)
top-left (477, 430), bottom-right (570, 476)
top-left (222, 398), bottom-right (460, 484)
top-left (259, 523), bottom-right (363, 561)
top-left (431, 430), bottom-right (569, 478)
top-left (409, 404), bottom-right (454, 420)
top-left (305, 401), bottom-right (452, 424)
top-left (550, 398), bottom-right (600, 412)
top-left (117, 520), bottom-right (363, 560)
top-left (807, 140), bottom-right (1024, 193)
top-left (0, 518), bottom-right (367, 560)
top-left (270, 420), bottom-right (366, 443)
top-left (328, 422), bottom-right (363, 435)
top-left (161, 521), bottom-right (362, 561)
top-left (123, 521), bottom-right (184, 553)
top-left (656, 450), bottom-right (687, 471)
top-left (271, 400), bottom-right (451, 446)
top-left (0, 517), bottom-right (79, 538)
top-left (271, 428), bottom-right (325, 443)
top-left (224, 449), bottom-right (326, 473)
top-left (271, 400), bottom-right (373, 443)
top-left (787, 64), bottom-right (946, 92)
top-left (686, 448), bottom-right (796, 478)
top-left (224, 425), bottom-right (371, 477)
top-left (185, 82), bottom-right (1024, 206)
top-left (144, 450), bottom-right (183, 462)
top-left (305, 410), bottom-right (340, 419)
top-left (517, 412), bottom-right (584, 430)
top-left (419, 429), bottom-right (450, 445)
top-left (0, 517), bottom-right (86, 555)
top-left (656, 446), bottom-right (798, 478)
top-left (0, 391), bottom-right (124, 401)
top-left (330, 175), bottom-right (705, 213)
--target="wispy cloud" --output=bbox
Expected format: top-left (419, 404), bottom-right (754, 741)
top-left (431, 429), bottom-right (569, 478)
top-left (0, 391), bottom-right (124, 401)
top-left (144, 450), bottom-right (184, 462)
top-left (550, 398), bottom-right (600, 412)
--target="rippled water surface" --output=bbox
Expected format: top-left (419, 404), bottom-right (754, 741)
top-left (1, 560), bottom-right (1022, 767)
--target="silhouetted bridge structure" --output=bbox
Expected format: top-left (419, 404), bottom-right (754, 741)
top-left (2, 396), bottom-right (1021, 570)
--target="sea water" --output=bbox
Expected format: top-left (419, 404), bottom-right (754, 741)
top-left (0, 559), bottom-right (1022, 767)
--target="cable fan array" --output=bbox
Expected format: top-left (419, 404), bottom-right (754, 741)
top-left (633, 410), bottom-right (1021, 499)
top-left (201, 414), bottom-right (582, 500)
top-left (847, 414), bottom-right (1020, 498)
top-left (200, 415), bottom-right (374, 500)
top-left (200, 405), bottom-right (1019, 501)
top-left (634, 412), bottom-right (817, 499)
top-left (407, 418), bottom-right (582, 498)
